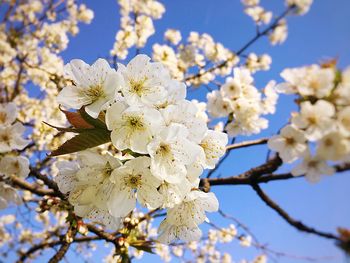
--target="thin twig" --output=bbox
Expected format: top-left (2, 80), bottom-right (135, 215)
top-left (185, 6), bottom-right (294, 82)
top-left (225, 138), bottom-right (268, 151)
top-left (48, 228), bottom-right (77, 263)
top-left (251, 184), bottom-right (341, 242)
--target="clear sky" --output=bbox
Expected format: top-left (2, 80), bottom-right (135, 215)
top-left (58, 0), bottom-right (350, 262)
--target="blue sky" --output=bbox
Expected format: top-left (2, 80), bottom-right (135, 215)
top-left (59, 0), bottom-right (350, 262)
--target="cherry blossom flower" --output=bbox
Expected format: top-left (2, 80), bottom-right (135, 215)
top-left (0, 156), bottom-right (30, 179)
top-left (106, 101), bottom-right (164, 154)
top-left (147, 124), bottom-right (201, 184)
top-left (291, 153), bottom-right (335, 183)
top-left (57, 58), bottom-right (122, 118)
top-left (0, 123), bottom-right (30, 153)
top-left (108, 157), bottom-right (162, 217)
top-left (292, 100), bottom-right (335, 141)
top-left (117, 54), bottom-right (171, 107)
top-left (268, 125), bottom-right (307, 163)
top-left (158, 191), bottom-right (218, 243)
top-left (0, 182), bottom-right (21, 209)
top-left (55, 151), bottom-right (123, 228)
top-left (198, 130), bottom-right (228, 169)
top-left (0, 102), bottom-right (17, 126)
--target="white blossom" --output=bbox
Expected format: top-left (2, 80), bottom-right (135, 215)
top-left (278, 65), bottom-right (335, 98)
top-left (0, 103), bottom-right (17, 126)
top-left (316, 131), bottom-right (349, 161)
top-left (0, 156), bottom-right (30, 179)
top-left (106, 101), bottom-right (164, 154)
top-left (268, 125), bottom-right (307, 163)
top-left (199, 130), bottom-right (228, 169)
top-left (57, 58), bottom-right (122, 118)
top-left (0, 123), bottom-right (30, 153)
top-left (55, 151), bottom-right (123, 229)
top-left (291, 153), bottom-right (335, 183)
top-left (0, 182), bottom-right (21, 209)
top-left (147, 124), bottom-right (201, 183)
top-left (108, 157), bottom-right (162, 217)
top-left (291, 100), bottom-right (335, 141)
top-left (287, 0), bottom-right (313, 15)
top-left (337, 106), bottom-right (350, 136)
top-left (207, 90), bottom-right (232, 118)
top-left (117, 54), bottom-right (171, 107)
top-left (158, 191), bottom-right (219, 243)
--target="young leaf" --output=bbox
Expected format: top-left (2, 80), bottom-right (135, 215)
top-left (43, 121), bottom-right (86, 133)
top-left (129, 241), bottom-right (155, 254)
top-left (50, 129), bottom-right (111, 156)
top-left (79, 108), bottom-right (107, 129)
top-left (59, 106), bottom-right (94, 129)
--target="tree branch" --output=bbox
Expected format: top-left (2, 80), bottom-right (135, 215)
top-left (251, 183), bottom-right (341, 242)
top-left (8, 176), bottom-right (55, 196)
top-left (225, 138), bottom-right (268, 151)
top-left (17, 235), bottom-right (102, 263)
top-left (205, 162), bottom-right (350, 186)
top-left (185, 6), bottom-right (294, 82)
top-left (30, 167), bottom-right (66, 200)
top-left (48, 228), bottom-right (77, 263)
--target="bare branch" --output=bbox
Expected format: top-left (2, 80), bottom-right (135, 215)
top-left (30, 167), bottom-right (66, 200)
top-left (225, 138), bottom-right (268, 151)
top-left (48, 228), bottom-right (77, 263)
top-left (251, 183), bottom-right (341, 242)
top-left (185, 6), bottom-right (295, 82)
top-left (8, 176), bottom-right (55, 196)
top-left (205, 160), bottom-right (350, 186)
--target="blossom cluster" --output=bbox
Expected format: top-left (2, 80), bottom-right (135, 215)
top-left (55, 54), bottom-right (228, 243)
top-left (110, 0), bottom-right (165, 60)
top-left (242, 0), bottom-right (273, 26)
top-left (268, 63), bottom-right (350, 182)
top-left (152, 30), bottom-right (238, 83)
top-left (206, 68), bottom-right (278, 137)
top-left (0, 0), bottom-right (94, 152)
top-left (0, 102), bottom-right (30, 208)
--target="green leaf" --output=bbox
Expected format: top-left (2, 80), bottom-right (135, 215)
top-left (50, 129), bottom-right (111, 156)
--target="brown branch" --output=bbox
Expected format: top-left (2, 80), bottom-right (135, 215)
top-left (185, 6), bottom-right (294, 82)
top-left (48, 228), bottom-right (77, 263)
top-left (11, 61), bottom-right (25, 100)
top-left (8, 176), bottom-right (55, 196)
top-left (204, 155), bottom-right (282, 186)
top-left (225, 138), bottom-right (268, 151)
top-left (206, 162), bottom-right (350, 186)
top-left (86, 224), bottom-right (118, 243)
top-left (30, 167), bottom-right (66, 200)
top-left (17, 235), bottom-right (102, 263)
top-left (251, 183), bottom-right (341, 242)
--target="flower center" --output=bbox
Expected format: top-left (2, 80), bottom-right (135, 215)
top-left (85, 85), bottom-right (105, 102)
top-left (309, 80), bottom-right (320, 90)
top-left (0, 112), bottom-right (7, 124)
top-left (102, 162), bottom-right (113, 177)
top-left (126, 116), bottom-right (145, 130)
top-left (307, 160), bottom-right (318, 168)
top-left (0, 133), bottom-right (10, 144)
top-left (285, 137), bottom-right (295, 145)
top-left (307, 116), bottom-right (317, 125)
top-left (341, 117), bottom-right (350, 130)
top-left (156, 143), bottom-right (171, 156)
top-left (324, 138), bottom-right (333, 147)
top-left (126, 174), bottom-right (142, 188)
top-left (129, 78), bottom-right (147, 96)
